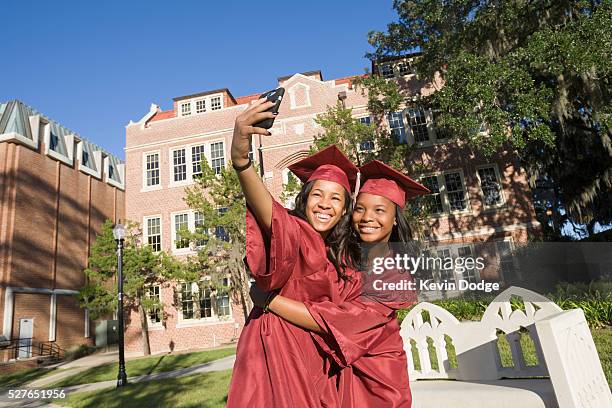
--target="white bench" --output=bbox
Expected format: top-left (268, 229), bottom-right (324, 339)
top-left (401, 286), bottom-right (612, 408)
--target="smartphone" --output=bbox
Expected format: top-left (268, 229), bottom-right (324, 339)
top-left (254, 87), bottom-right (285, 129)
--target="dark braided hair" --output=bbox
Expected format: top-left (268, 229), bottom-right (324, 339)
top-left (290, 181), bottom-right (359, 280)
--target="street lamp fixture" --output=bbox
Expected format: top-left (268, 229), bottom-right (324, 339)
top-left (113, 222), bottom-right (128, 387)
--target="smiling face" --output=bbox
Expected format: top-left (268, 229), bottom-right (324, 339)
top-left (352, 192), bottom-right (396, 243)
top-left (305, 179), bottom-right (347, 238)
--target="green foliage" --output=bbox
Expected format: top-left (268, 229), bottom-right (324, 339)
top-left (311, 102), bottom-right (378, 167)
top-left (310, 92), bottom-right (432, 236)
top-left (183, 159), bottom-right (252, 316)
top-left (77, 219), bottom-right (177, 321)
top-left (367, 0), bottom-right (612, 224)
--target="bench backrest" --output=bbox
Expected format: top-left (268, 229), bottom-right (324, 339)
top-left (400, 286), bottom-right (562, 381)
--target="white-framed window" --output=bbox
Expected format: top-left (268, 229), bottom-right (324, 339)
top-left (476, 164), bottom-right (504, 208)
top-left (444, 171), bottom-right (467, 211)
top-left (248, 136), bottom-right (255, 162)
top-left (210, 96), bottom-right (222, 111)
top-left (173, 213), bottom-right (190, 250)
top-left (191, 144), bottom-right (206, 178)
top-left (407, 108), bottom-right (429, 143)
top-left (420, 175), bottom-right (444, 214)
top-left (217, 277), bottom-right (231, 317)
top-left (398, 61), bottom-right (411, 76)
top-left (420, 243), bottom-right (481, 290)
top-left (180, 282), bottom-right (195, 319)
top-left (179, 279), bottom-right (233, 322)
top-left (172, 148), bottom-right (187, 182)
top-left (357, 116), bottom-right (375, 152)
top-left (169, 210), bottom-right (211, 253)
top-left (144, 152), bottom-right (160, 187)
top-left (144, 216), bottom-right (162, 252)
top-left (210, 141), bottom-right (225, 174)
top-left (387, 112), bottom-right (407, 143)
top-left (495, 238), bottom-right (516, 283)
top-left (194, 211), bottom-right (208, 247)
top-left (419, 170), bottom-right (469, 215)
top-left (180, 102), bottom-right (191, 116)
top-left (195, 99), bottom-right (206, 114)
top-left (146, 285), bottom-right (162, 324)
top-left (380, 63), bottom-right (394, 78)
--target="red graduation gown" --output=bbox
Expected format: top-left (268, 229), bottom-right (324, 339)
top-left (305, 262), bottom-right (416, 407)
top-left (227, 200), bottom-right (360, 408)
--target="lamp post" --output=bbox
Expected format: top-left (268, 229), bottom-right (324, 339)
top-left (113, 222), bottom-right (128, 387)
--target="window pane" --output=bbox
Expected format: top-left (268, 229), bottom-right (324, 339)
top-left (210, 141), bottom-right (225, 174)
top-left (200, 287), bottom-right (212, 318)
top-left (387, 112), bottom-right (406, 143)
top-left (146, 153), bottom-right (160, 186)
top-left (478, 167), bottom-right (502, 206)
top-left (181, 283), bottom-right (194, 319)
top-left (191, 145), bottom-right (205, 177)
top-left (211, 97), bottom-right (222, 110)
top-left (174, 213), bottom-right (189, 249)
top-left (407, 108), bottom-right (429, 142)
top-left (215, 207), bottom-right (229, 241)
top-left (181, 102), bottom-right (191, 116)
top-left (457, 246), bottom-right (477, 283)
top-left (194, 211), bottom-right (207, 246)
top-left (435, 248), bottom-right (455, 284)
top-left (421, 176), bottom-right (444, 214)
top-left (398, 61), bottom-right (411, 75)
top-left (147, 286), bottom-right (161, 323)
top-left (444, 172), bottom-right (466, 211)
top-left (147, 217), bottom-right (161, 252)
top-left (359, 116), bottom-right (371, 126)
top-left (380, 64), bottom-right (394, 78)
top-left (173, 149), bottom-right (187, 182)
top-left (217, 290), bottom-right (230, 316)
top-left (196, 99), bottom-right (206, 114)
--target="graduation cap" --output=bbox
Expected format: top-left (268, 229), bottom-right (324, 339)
top-left (358, 160), bottom-right (430, 208)
top-left (288, 145), bottom-right (359, 193)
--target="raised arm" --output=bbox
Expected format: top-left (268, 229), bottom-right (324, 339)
top-left (231, 98), bottom-right (277, 232)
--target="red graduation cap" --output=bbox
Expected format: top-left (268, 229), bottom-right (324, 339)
top-left (358, 160), bottom-right (430, 208)
top-left (288, 145), bottom-right (359, 193)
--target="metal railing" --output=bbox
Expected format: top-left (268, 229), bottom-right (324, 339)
top-left (1, 338), bottom-right (64, 361)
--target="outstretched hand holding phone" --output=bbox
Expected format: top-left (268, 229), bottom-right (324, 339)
top-left (231, 89), bottom-right (284, 233)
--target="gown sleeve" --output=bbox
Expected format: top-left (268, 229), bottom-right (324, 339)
top-left (304, 275), bottom-right (400, 368)
top-left (245, 199), bottom-right (301, 291)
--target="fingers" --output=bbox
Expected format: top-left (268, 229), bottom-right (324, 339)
top-left (249, 126), bottom-right (272, 136)
top-left (247, 99), bottom-right (275, 114)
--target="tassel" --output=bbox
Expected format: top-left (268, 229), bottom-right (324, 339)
top-left (352, 171), bottom-right (361, 204)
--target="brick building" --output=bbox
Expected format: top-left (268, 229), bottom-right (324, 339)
top-left (0, 100), bottom-right (125, 361)
top-left (125, 56), bottom-right (540, 354)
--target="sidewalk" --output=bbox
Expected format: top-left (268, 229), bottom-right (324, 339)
top-left (0, 354), bottom-right (236, 407)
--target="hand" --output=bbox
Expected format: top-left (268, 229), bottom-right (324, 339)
top-left (249, 283), bottom-right (272, 308)
top-left (231, 98), bottom-right (276, 166)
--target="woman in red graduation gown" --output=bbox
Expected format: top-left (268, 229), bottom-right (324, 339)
top-left (226, 98), bottom-right (363, 407)
top-left (253, 160), bottom-right (429, 407)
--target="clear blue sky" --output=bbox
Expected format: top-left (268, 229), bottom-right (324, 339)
top-left (3, 1), bottom-right (397, 159)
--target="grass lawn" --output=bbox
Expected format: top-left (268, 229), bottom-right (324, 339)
top-left (0, 367), bottom-right (56, 390)
top-left (55, 370), bottom-right (232, 408)
top-left (410, 327), bottom-right (612, 386)
top-left (51, 346), bottom-right (236, 388)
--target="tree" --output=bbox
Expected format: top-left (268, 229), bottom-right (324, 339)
top-left (183, 159), bottom-right (253, 321)
top-left (77, 219), bottom-right (179, 355)
top-left (365, 0), bottom-right (612, 236)
top-left (305, 92), bottom-right (432, 237)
